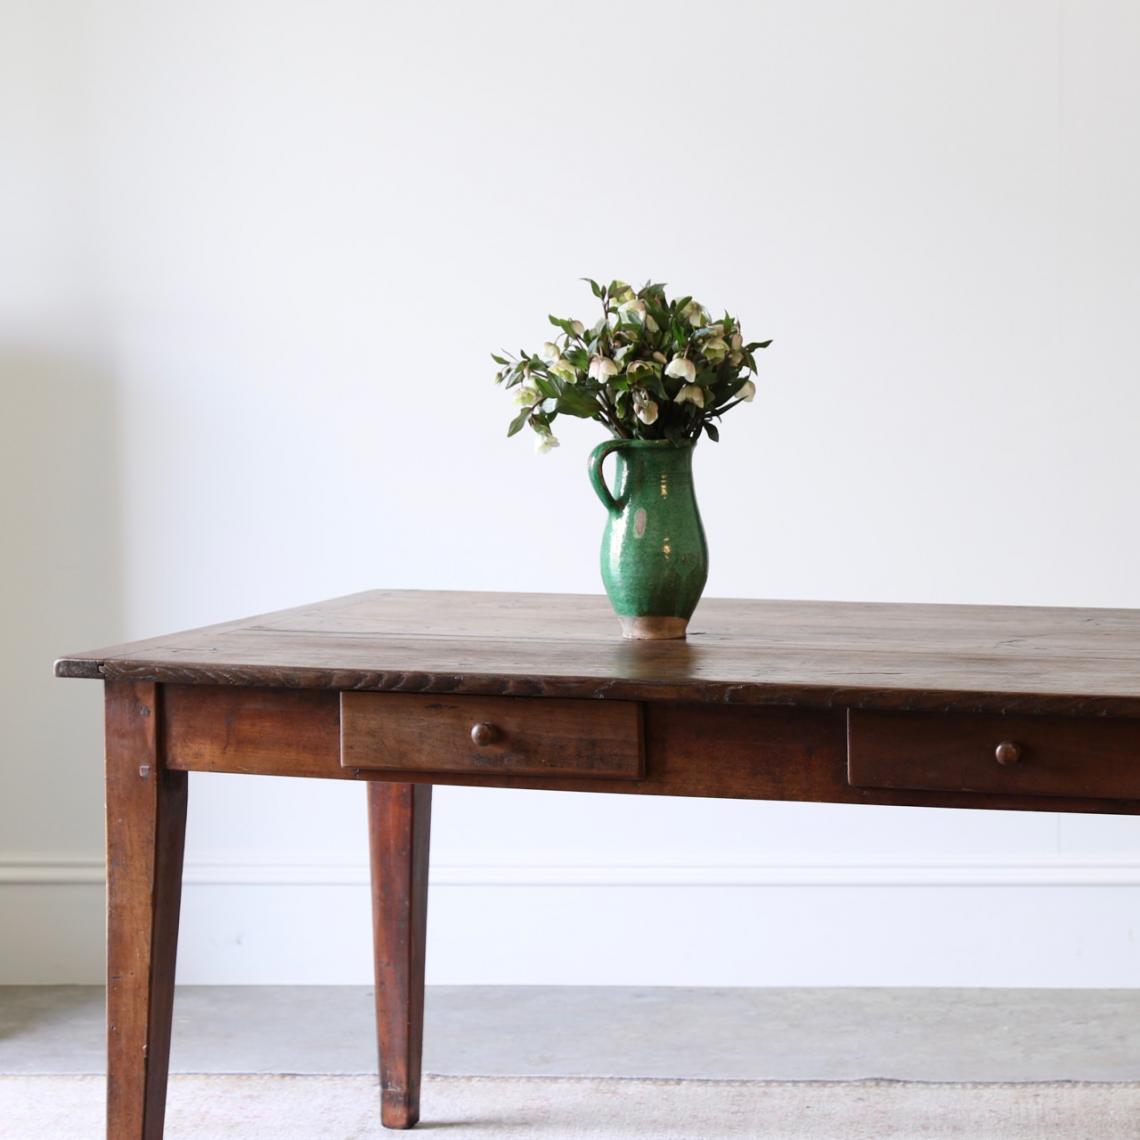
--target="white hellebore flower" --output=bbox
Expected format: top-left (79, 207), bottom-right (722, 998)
top-left (535, 431), bottom-right (560, 454)
top-left (675, 383), bottom-right (705, 409)
top-left (681, 300), bottom-right (707, 327)
top-left (627, 359), bottom-right (660, 380)
top-left (513, 384), bottom-right (540, 406)
top-left (541, 341), bottom-right (561, 362)
top-left (588, 355), bottom-right (620, 382)
top-left (702, 337), bottom-right (729, 365)
top-left (664, 355), bottom-right (696, 383)
top-left (569, 320), bottom-right (586, 337)
top-left (633, 391), bottom-right (659, 425)
top-left (645, 313), bottom-right (659, 332)
top-left (652, 350), bottom-right (668, 364)
top-left (730, 332), bottom-right (743, 351)
top-left (619, 298), bottom-right (646, 319)
top-left (549, 357), bottom-right (576, 383)
top-left (737, 380), bottom-right (757, 402)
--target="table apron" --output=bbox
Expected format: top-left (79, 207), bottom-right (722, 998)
top-left (158, 684), bottom-right (1140, 816)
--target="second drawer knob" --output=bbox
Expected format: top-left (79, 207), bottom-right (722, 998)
top-left (994, 740), bottom-right (1021, 766)
top-left (470, 722), bottom-right (499, 747)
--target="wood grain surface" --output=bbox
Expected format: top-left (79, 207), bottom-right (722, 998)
top-left (104, 681), bottom-right (187, 1139)
top-left (54, 590), bottom-right (1140, 716)
top-left (368, 782), bottom-right (431, 1130)
top-left (341, 692), bottom-right (644, 779)
top-left (162, 684), bottom-right (1140, 815)
top-left (849, 708), bottom-right (1140, 800)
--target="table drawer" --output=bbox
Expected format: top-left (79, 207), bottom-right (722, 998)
top-left (340, 692), bottom-right (645, 780)
top-left (848, 709), bottom-right (1140, 800)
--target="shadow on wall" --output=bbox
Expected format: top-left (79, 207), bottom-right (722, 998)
top-left (0, 349), bottom-right (122, 981)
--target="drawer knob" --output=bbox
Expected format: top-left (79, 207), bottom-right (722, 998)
top-left (470, 722), bottom-right (499, 747)
top-left (994, 740), bottom-right (1021, 766)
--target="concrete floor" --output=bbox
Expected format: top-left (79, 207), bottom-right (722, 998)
top-left (3, 986), bottom-right (1140, 1082)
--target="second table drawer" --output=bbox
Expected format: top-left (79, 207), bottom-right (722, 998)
top-left (341, 692), bottom-right (645, 779)
top-left (848, 709), bottom-right (1140, 800)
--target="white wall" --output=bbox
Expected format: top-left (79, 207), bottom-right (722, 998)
top-left (5, 0), bottom-right (1140, 986)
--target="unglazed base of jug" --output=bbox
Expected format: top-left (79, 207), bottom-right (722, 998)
top-left (619, 616), bottom-right (689, 640)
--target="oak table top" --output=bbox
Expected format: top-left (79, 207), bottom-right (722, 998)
top-left (56, 588), bottom-right (1140, 717)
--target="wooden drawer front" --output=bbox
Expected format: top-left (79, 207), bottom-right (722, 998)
top-left (340, 693), bottom-right (644, 780)
top-left (848, 709), bottom-right (1140, 800)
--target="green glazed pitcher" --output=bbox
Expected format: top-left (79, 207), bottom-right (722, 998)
top-left (587, 439), bottom-right (709, 639)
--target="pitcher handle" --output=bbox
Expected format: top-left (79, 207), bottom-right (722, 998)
top-left (587, 439), bottom-right (629, 514)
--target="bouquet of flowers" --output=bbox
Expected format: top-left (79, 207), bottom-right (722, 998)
top-left (492, 279), bottom-right (770, 452)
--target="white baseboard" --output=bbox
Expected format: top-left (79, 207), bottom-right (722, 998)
top-left (7, 852), bottom-right (1140, 887)
top-left (7, 853), bottom-right (1140, 986)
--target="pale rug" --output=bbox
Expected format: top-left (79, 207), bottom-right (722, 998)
top-left (4, 1074), bottom-right (1140, 1139)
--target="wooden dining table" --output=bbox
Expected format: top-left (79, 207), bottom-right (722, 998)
top-left (55, 589), bottom-right (1140, 1136)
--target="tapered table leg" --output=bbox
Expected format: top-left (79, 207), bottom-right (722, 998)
top-left (368, 781), bottom-right (432, 1129)
top-left (105, 681), bottom-right (187, 1140)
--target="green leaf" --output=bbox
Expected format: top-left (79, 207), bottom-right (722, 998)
top-left (556, 388), bottom-right (600, 418)
top-left (703, 421), bottom-right (720, 442)
top-left (491, 353), bottom-right (510, 366)
top-left (581, 277), bottom-right (604, 298)
top-left (644, 303), bottom-right (669, 336)
top-left (507, 410), bottom-right (531, 437)
top-left (745, 340), bottom-right (773, 351)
